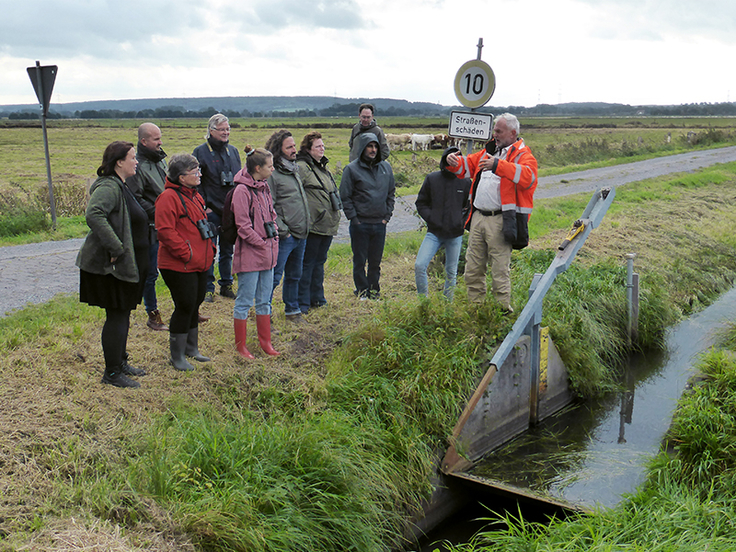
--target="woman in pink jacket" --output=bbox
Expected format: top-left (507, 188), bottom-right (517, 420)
top-left (232, 147), bottom-right (280, 358)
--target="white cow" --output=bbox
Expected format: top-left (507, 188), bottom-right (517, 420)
top-left (411, 133), bottom-right (434, 151)
top-left (386, 133), bottom-right (412, 151)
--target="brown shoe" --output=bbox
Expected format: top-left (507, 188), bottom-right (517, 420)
top-left (285, 313), bottom-right (305, 324)
top-left (147, 309), bottom-right (169, 331)
top-left (198, 312), bottom-right (210, 324)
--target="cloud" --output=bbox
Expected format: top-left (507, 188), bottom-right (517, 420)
top-left (0, 0), bottom-right (206, 59)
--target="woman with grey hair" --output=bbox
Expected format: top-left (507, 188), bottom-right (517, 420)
top-left (156, 153), bottom-right (216, 371)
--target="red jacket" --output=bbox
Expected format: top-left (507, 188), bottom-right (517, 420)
top-left (450, 138), bottom-right (538, 225)
top-left (155, 178), bottom-right (215, 273)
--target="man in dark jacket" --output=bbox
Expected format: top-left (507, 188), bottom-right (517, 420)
top-left (192, 113), bottom-right (242, 301)
top-left (126, 122), bottom-right (169, 331)
top-left (340, 132), bottom-right (395, 300)
top-left (414, 147), bottom-right (471, 300)
top-left (266, 129), bottom-right (311, 322)
top-left (348, 103), bottom-right (390, 162)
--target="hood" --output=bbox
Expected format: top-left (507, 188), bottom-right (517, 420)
top-left (355, 132), bottom-right (383, 163)
top-left (297, 151), bottom-right (330, 169)
top-left (164, 177), bottom-right (197, 197)
top-left (233, 168), bottom-right (268, 189)
top-left (440, 146), bottom-right (461, 174)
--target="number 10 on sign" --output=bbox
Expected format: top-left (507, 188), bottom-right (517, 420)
top-left (454, 59), bottom-right (496, 109)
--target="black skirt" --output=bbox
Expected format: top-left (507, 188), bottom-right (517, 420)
top-left (79, 183), bottom-right (149, 311)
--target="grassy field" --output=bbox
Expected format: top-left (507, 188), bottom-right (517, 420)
top-left (1, 115), bottom-right (736, 241)
top-left (2, 118), bottom-right (736, 550)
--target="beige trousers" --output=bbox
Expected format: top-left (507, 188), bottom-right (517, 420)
top-left (464, 210), bottom-right (512, 308)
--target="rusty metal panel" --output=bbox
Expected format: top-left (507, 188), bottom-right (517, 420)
top-left (443, 336), bottom-right (532, 474)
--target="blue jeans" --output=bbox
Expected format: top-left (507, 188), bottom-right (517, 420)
top-left (235, 269), bottom-right (274, 319)
top-left (415, 232), bottom-right (463, 300)
top-left (299, 233), bottom-right (333, 313)
top-left (142, 239), bottom-right (159, 313)
top-left (272, 235), bottom-right (306, 316)
top-left (206, 210), bottom-right (234, 293)
top-left (349, 221), bottom-right (386, 297)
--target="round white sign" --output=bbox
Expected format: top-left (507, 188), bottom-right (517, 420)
top-left (454, 60), bottom-right (496, 109)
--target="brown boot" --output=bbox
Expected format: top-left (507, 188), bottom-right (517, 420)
top-left (234, 318), bottom-right (255, 359)
top-left (147, 309), bottom-right (169, 331)
top-left (256, 314), bottom-right (280, 356)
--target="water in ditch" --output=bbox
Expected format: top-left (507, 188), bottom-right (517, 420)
top-left (416, 285), bottom-right (736, 550)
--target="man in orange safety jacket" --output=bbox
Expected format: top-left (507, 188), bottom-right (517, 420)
top-left (446, 112), bottom-right (538, 311)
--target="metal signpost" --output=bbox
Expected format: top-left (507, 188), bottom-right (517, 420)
top-left (27, 61), bottom-right (58, 229)
top-left (450, 38), bottom-right (495, 155)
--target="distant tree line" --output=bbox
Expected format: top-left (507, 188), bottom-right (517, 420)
top-left (3, 101), bottom-right (736, 120)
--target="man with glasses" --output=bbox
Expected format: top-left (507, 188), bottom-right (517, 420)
top-left (348, 103), bottom-right (389, 162)
top-left (193, 113), bottom-right (242, 301)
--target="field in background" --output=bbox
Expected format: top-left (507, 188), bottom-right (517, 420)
top-left (0, 115), bottom-right (735, 243)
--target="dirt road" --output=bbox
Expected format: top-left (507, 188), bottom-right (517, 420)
top-left (2, 145), bottom-right (736, 317)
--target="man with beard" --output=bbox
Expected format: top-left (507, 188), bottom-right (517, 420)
top-left (127, 122), bottom-right (169, 331)
top-left (340, 132), bottom-right (395, 300)
top-left (265, 129), bottom-right (310, 323)
top-left (193, 113), bottom-right (242, 302)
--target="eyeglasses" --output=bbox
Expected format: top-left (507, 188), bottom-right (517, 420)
top-left (213, 126), bottom-right (230, 133)
top-left (185, 169), bottom-right (201, 176)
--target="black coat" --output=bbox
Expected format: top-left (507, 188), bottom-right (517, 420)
top-left (415, 148), bottom-right (471, 239)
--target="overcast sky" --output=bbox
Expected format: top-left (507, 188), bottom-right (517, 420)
top-left (2, 0), bottom-right (735, 108)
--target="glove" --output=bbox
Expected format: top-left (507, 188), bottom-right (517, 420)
top-left (485, 138), bottom-right (497, 156)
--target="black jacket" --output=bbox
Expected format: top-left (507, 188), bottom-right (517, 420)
top-left (192, 137), bottom-right (242, 216)
top-left (415, 147), bottom-right (471, 239)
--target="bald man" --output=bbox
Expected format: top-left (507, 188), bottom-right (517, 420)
top-left (127, 122), bottom-right (169, 331)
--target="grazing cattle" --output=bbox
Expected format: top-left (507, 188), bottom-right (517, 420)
top-left (432, 134), bottom-right (449, 149)
top-left (386, 133), bottom-right (412, 151)
top-left (411, 133), bottom-right (434, 151)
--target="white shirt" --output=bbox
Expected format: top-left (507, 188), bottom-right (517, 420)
top-left (472, 146), bottom-right (508, 211)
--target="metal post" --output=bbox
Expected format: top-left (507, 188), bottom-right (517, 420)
top-left (465, 38), bottom-right (485, 157)
top-left (35, 61), bottom-right (57, 229)
top-left (527, 273), bottom-right (543, 424)
top-left (626, 253), bottom-right (636, 344)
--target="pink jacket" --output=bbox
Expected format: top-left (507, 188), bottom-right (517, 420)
top-left (232, 169), bottom-right (279, 274)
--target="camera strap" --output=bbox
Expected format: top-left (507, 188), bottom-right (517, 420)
top-left (174, 186), bottom-right (206, 226)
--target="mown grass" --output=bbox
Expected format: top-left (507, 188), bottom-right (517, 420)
top-left (2, 126), bottom-right (736, 550)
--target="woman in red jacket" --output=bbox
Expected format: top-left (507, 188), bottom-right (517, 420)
top-left (156, 154), bottom-right (216, 371)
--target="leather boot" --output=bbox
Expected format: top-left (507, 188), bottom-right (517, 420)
top-left (234, 318), bottom-right (255, 359)
top-left (256, 314), bottom-right (280, 356)
top-left (146, 309), bottom-right (169, 331)
top-left (185, 327), bottom-right (211, 362)
top-left (170, 333), bottom-right (194, 371)
top-left (101, 364), bottom-right (141, 388)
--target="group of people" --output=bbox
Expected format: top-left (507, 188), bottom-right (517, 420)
top-left (76, 108), bottom-right (537, 389)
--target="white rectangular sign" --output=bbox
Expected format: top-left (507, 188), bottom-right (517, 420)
top-left (448, 111), bottom-right (493, 141)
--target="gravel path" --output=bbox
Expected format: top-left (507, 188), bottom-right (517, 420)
top-left (3, 145), bottom-right (736, 318)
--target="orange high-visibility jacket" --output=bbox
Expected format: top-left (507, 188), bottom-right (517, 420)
top-left (450, 138), bottom-right (538, 226)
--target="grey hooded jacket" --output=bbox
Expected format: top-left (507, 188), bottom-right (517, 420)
top-left (340, 132), bottom-right (395, 224)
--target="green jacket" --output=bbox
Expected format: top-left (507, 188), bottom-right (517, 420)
top-left (297, 152), bottom-right (341, 237)
top-left (75, 175), bottom-right (139, 282)
top-left (267, 159), bottom-right (311, 240)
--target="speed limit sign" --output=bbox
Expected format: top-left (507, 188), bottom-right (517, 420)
top-left (454, 59), bottom-right (496, 109)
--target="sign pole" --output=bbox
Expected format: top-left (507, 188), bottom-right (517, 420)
top-left (469, 38), bottom-right (484, 155)
top-left (32, 61), bottom-right (58, 229)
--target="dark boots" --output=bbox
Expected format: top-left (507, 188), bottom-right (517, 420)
top-left (170, 333), bottom-right (194, 371)
top-left (101, 364), bottom-right (141, 388)
top-left (234, 318), bottom-right (255, 359)
top-left (121, 352), bottom-right (146, 376)
top-left (256, 314), bottom-right (280, 356)
top-left (185, 327), bottom-right (211, 362)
